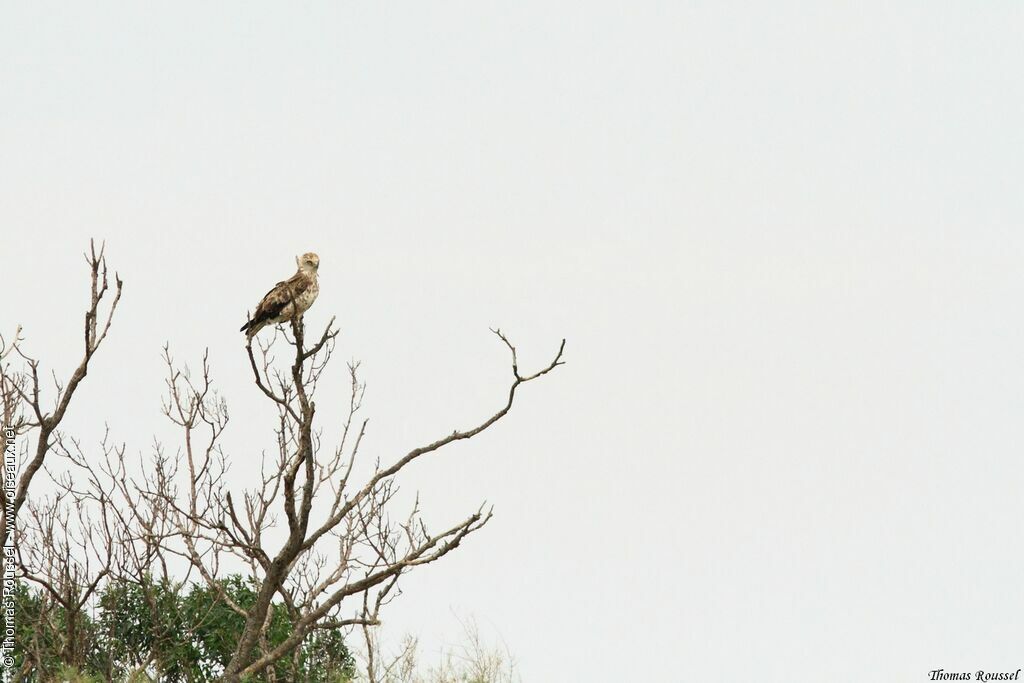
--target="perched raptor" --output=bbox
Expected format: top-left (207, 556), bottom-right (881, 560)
top-left (240, 252), bottom-right (320, 339)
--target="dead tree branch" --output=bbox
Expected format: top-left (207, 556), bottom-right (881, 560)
top-left (1, 240), bottom-right (122, 547)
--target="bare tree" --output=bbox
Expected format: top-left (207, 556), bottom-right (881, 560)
top-left (18, 415), bottom-right (235, 679)
top-left (17, 454), bottom-right (123, 674)
top-left (0, 325), bottom-right (25, 431)
top-left (0, 242), bottom-right (124, 678)
top-left (22, 425), bottom-right (188, 680)
top-left (9, 242), bottom-right (563, 681)
top-left (135, 316), bottom-right (564, 681)
top-left (359, 615), bottom-right (520, 683)
top-left (1, 240), bottom-right (122, 547)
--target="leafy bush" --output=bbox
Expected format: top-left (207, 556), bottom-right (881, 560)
top-left (15, 575), bottom-right (355, 682)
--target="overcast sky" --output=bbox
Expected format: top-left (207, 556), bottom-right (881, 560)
top-left (3, 2), bottom-right (1024, 681)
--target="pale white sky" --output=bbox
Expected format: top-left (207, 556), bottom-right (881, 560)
top-left (3, 2), bottom-right (1024, 681)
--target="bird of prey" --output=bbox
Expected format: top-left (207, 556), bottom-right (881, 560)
top-left (240, 252), bottom-right (320, 339)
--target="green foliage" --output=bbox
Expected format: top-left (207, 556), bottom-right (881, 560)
top-left (15, 575), bottom-right (355, 682)
top-left (53, 665), bottom-right (106, 683)
top-left (96, 574), bottom-right (200, 680)
top-left (13, 581), bottom-right (104, 681)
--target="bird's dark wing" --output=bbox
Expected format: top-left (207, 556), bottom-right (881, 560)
top-left (240, 273), bottom-right (312, 332)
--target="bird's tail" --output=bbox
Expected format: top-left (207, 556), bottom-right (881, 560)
top-left (241, 308), bottom-right (274, 338)
top-left (240, 318), bottom-right (265, 339)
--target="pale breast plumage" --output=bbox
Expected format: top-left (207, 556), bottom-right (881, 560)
top-left (293, 278), bottom-right (319, 315)
top-left (240, 254), bottom-right (321, 339)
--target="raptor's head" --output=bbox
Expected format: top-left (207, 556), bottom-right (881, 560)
top-left (296, 252), bottom-right (320, 273)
